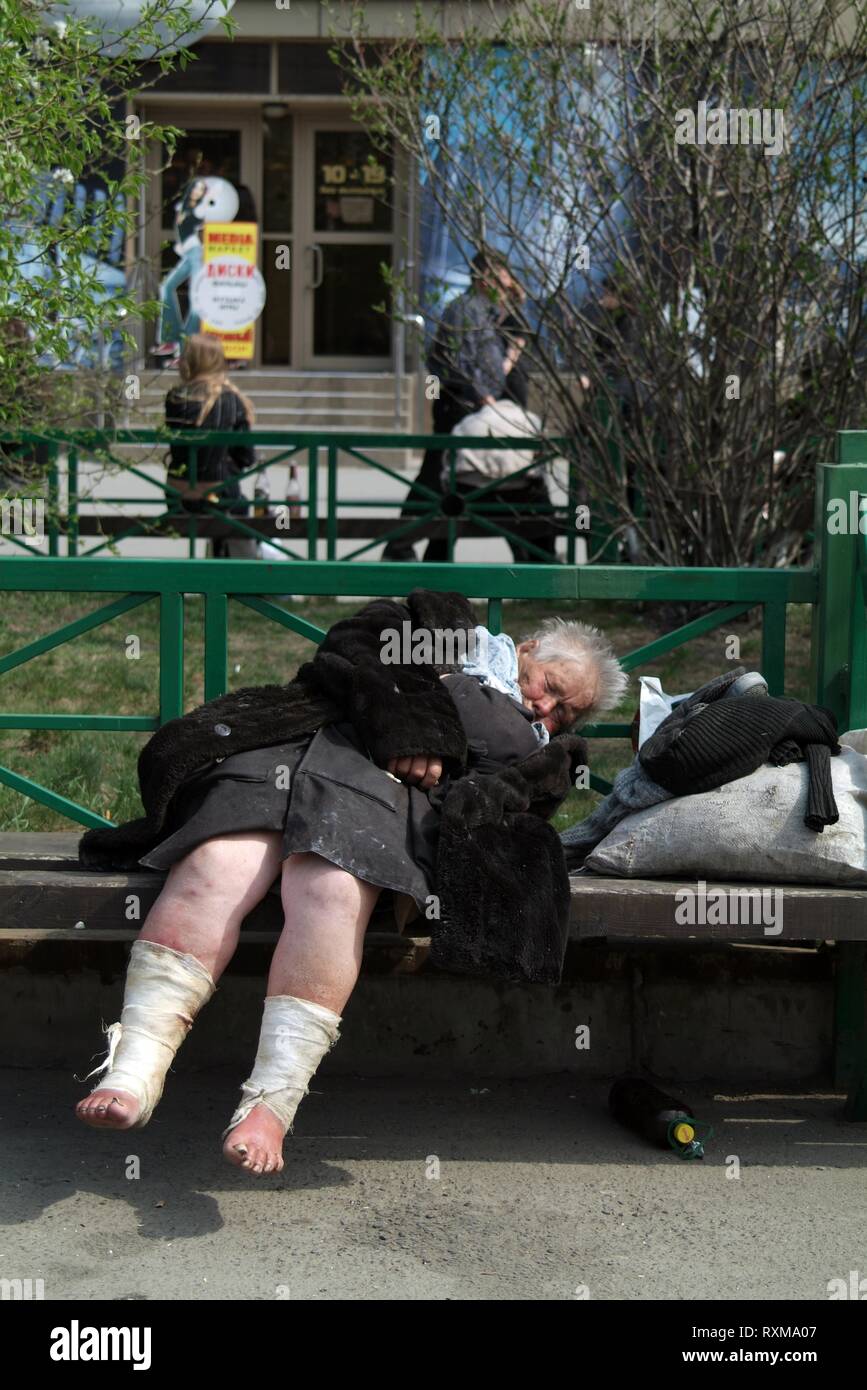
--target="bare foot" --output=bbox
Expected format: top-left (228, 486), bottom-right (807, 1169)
top-left (75, 1089), bottom-right (141, 1130)
top-left (222, 1103), bottom-right (285, 1175)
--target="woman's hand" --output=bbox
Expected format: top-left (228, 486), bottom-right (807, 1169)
top-left (386, 755), bottom-right (443, 789)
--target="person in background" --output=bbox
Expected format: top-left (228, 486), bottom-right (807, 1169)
top-left (484, 278), bottom-right (559, 563)
top-left (164, 333), bottom-right (256, 557)
top-left (384, 246), bottom-right (521, 562)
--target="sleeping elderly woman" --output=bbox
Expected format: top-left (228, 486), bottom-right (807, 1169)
top-left (75, 589), bottom-right (625, 1176)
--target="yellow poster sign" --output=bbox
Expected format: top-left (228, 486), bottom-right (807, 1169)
top-left (196, 222), bottom-right (266, 361)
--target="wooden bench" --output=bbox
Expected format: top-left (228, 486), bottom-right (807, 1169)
top-left (2, 832), bottom-right (865, 1118)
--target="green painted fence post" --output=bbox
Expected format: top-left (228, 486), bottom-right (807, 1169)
top-left (188, 444), bottom-right (199, 559)
top-left (587, 388), bottom-right (621, 563)
top-left (832, 435), bottom-right (867, 729)
top-left (819, 440), bottom-right (867, 1117)
top-left (47, 446), bottom-right (59, 557)
top-left (67, 449), bottom-right (79, 558)
top-left (307, 445), bottom-right (318, 560)
top-left (810, 459), bottom-right (867, 731)
top-left (326, 445), bottom-right (338, 561)
top-left (849, 528), bottom-right (867, 732)
top-left (159, 591), bottom-right (184, 724)
top-left (204, 591), bottom-right (228, 701)
top-left (761, 601), bottom-right (787, 696)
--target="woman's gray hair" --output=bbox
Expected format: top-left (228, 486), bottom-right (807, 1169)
top-left (523, 617), bottom-right (628, 717)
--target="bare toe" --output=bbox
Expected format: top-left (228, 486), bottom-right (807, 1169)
top-left (223, 1104), bottom-right (286, 1175)
top-left (76, 1089), bottom-right (141, 1130)
top-left (76, 1084), bottom-right (140, 1128)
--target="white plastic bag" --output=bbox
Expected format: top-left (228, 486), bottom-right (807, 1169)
top-left (637, 676), bottom-right (684, 747)
top-left (446, 400), bottom-right (558, 482)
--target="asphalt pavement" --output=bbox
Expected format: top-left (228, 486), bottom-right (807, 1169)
top-left (2, 1069), bottom-right (865, 1301)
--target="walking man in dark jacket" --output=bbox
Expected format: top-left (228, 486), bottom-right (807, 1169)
top-left (384, 248), bottom-right (532, 562)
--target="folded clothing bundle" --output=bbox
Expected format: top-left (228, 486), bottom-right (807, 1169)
top-left (584, 744), bottom-right (867, 885)
top-left (638, 696), bottom-right (841, 830)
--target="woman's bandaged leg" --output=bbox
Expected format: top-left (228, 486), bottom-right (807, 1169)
top-left (84, 939), bottom-right (215, 1126)
top-left (223, 995), bottom-right (342, 1141)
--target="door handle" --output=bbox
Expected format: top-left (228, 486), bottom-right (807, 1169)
top-left (309, 243), bottom-right (324, 289)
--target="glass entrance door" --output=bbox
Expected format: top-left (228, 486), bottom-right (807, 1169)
top-left (293, 119), bottom-right (394, 369)
top-left (143, 109), bottom-right (395, 369)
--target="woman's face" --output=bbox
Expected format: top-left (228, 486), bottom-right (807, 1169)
top-left (516, 642), bottom-right (598, 734)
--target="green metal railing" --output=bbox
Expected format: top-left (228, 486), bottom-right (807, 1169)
top-left (0, 556), bottom-right (815, 825)
top-left (1, 429), bottom-right (594, 564)
top-left (0, 439), bottom-right (865, 829)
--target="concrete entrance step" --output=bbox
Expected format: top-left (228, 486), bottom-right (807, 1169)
top-left (129, 368), bottom-right (415, 431)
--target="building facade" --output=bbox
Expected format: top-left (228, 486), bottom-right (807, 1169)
top-left (134, 0), bottom-right (438, 429)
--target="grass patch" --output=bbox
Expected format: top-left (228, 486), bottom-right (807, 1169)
top-left (0, 591), bottom-right (813, 834)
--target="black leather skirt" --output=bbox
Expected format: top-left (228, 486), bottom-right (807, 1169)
top-left (138, 721), bottom-right (439, 910)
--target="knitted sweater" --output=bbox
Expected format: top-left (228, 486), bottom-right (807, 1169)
top-left (639, 696), bottom-right (841, 830)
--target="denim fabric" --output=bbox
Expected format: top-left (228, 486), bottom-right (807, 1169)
top-left (156, 241), bottom-right (203, 345)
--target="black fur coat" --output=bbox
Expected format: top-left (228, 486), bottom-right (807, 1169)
top-left (79, 589), bottom-right (583, 984)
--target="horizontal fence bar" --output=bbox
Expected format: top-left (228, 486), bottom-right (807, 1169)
top-left (0, 558), bottom-right (819, 603)
top-left (14, 430), bottom-right (574, 449)
top-left (0, 715), bottom-right (158, 730)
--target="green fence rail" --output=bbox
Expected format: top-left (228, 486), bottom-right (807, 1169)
top-left (0, 446), bottom-right (865, 826)
top-left (2, 443), bottom-right (865, 1114)
top-left (1, 429), bottom-right (597, 564)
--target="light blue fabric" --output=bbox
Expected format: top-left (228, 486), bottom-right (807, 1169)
top-left (156, 241), bottom-right (203, 346)
top-left (460, 626), bottom-right (549, 745)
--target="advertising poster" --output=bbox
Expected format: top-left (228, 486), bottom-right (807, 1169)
top-left (194, 221), bottom-right (266, 360)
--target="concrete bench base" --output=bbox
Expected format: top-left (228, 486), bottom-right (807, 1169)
top-left (2, 834), bottom-right (865, 1117)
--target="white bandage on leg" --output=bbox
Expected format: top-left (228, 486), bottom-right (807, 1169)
top-left (84, 939), bottom-right (215, 1127)
top-left (223, 994), bottom-right (342, 1141)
